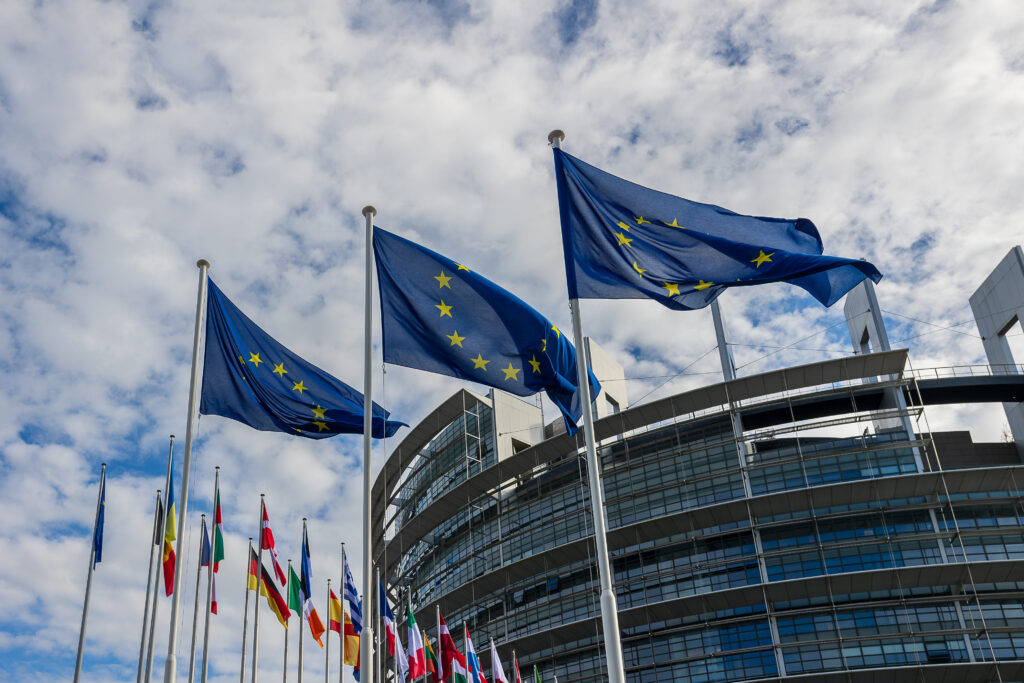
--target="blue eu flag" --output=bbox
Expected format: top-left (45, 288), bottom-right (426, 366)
top-left (372, 227), bottom-right (600, 435)
top-left (200, 279), bottom-right (404, 439)
top-left (553, 148), bottom-right (881, 310)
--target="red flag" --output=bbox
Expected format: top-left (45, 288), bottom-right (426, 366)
top-left (439, 611), bottom-right (461, 682)
top-left (260, 500), bottom-right (287, 585)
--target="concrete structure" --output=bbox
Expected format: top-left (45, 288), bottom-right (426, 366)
top-left (372, 251), bottom-right (1024, 682)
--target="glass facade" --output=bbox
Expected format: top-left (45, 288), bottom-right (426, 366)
top-left (377, 367), bottom-right (1024, 682)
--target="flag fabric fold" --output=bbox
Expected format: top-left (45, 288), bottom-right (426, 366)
top-left (162, 480), bottom-right (177, 596)
top-left (395, 628), bottom-right (409, 680)
top-left (490, 640), bottom-right (509, 683)
top-left (288, 564), bottom-right (303, 622)
top-left (213, 487), bottom-right (225, 572)
top-left (343, 555), bottom-right (363, 680)
top-left (407, 604), bottom-right (426, 678)
top-left (300, 527), bottom-right (326, 646)
top-left (92, 475), bottom-right (105, 567)
top-left (379, 579), bottom-right (396, 656)
top-left (328, 588), bottom-right (343, 634)
top-left (247, 546), bottom-right (259, 592)
top-left (343, 610), bottom-right (359, 666)
top-left (260, 501), bottom-right (287, 585)
top-left (438, 612), bottom-right (460, 683)
top-left (464, 625), bottom-right (487, 683)
top-left (553, 147), bottom-right (881, 310)
top-left (199, 278), bottom-right (404, 439)
top-left (424, 634), bottom-right (439, 681)
top-left (372, 227), bottom-right (599, 435)
top-left (200, 518), bottom-right (211, 567)
top-left (259, 563), bottom-right (290, 628)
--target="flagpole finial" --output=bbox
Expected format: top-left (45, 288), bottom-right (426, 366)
top-left (214, 465), bottom-right (220, 471)
top-left (362, 205), bottom-right (377, 218)
top-left (196, 259), bottom-right (210, 269)
top-left (547, 130), bottom-right (565, 147)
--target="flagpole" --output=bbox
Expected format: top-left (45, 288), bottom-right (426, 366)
top-left (137, 489), bottom-right (162, 683)
top-left (241, 537), bottom-right (254, 683)
top-left (147, 435), bottom-right (175, 683)
top-left (342, 544), bottom-right (350, 683)
top-left (187, 514), bottom-right (208, 683)
top-left (360, 204), bottom-right (377, 683)
top-left (165, 258), bottom-right (211, 683)
top-left (435, 607), bottom-right (440, 683)
top-left (72, 462), bottom-right (105, 683)
top-left (326, 579), bottom-right (332, 683)
top-left (547, 130), bottom-right (626, 683)
top-left (375, 566), bottom-right (382, 683)
top-left (254, 495), bottom-right (266, 683)
top-left (297, 521), bottom-right (307, 683)
top-left (285, 559), bottom-right (292, 683)
top-left (201, 467), bottom-right (220, 683)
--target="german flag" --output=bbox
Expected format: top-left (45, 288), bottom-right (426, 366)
top-left (247, 546), bottom-right (259, 592)
top-left (258, 562), bottom-right (290, 628)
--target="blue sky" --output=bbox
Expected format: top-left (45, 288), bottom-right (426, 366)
top-left (2, 0), bottom-right (1024, 681)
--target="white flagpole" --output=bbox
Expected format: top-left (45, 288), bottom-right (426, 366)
top-left (240, 538), bottom-right (254, 683)
top-left (187, 514), bottom-right (208, 683)
top-left (339, 543), bottom-right (345, 683)
top-left (360, 205), bottom-right (377, 683)
top-left (435, 607), bottom-right (440, 682)
top-left (325, 579), bottom-right (332, 683)
top-left (164, 258), bottom-right (211, 683)
top-left (548, 130), bottom-right (626, 683)
top-left (375, 567), bottom-right (382, 683)
top-left (137, 489), bottom-right (162, 683)
top-left (146, 435), bottom-right (175, 683)
top-left (285, 559), bottom-right (292, 683)
top-left (298, 520), bottom-right (307, 683)
top-left (72, 462), bottom-right (105, 683)
top-left (201, 467), bottom-right (220, 683)
top-left (253, 495), bottom-right (266, 683)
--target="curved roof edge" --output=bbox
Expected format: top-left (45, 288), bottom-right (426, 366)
top-left (375, 349), bottom-right (910, 565)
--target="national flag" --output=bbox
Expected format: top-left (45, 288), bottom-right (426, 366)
top-left (259, 563), bottom-right (290, 628)
top-left (92, 473), bottom-right (105, 567)
top-left (395, 629), bottom-right (409, 681)
top-left (210, 571), bottom-right (218, 614)
top-left (213, 487), bottom-right (225, 572)
top-left (407, 603), bottom-right (425, 678)
top-left (552, 147), bottom-right (882, 310)
top-left (424, 634), bottom-right (439, 681)
top-left (260, 500), bottom-right (287, 585)
top-left (343, 608), bottom-right (359, 666)
top-left (464, 625), bottom-right (487, 683)
top-left (490, 640), bottom-right (508, 683)
top-left (200, 516), bottom-right (217, 612)
top-left (247, 546), bottom-right (259, 592)
top-left (199, 517), bottom-right (211, 568)
top-left (288, 564), bottom-right (303, 625)
top-left (379, 579), bottom-right (396, 656)
top-left (199, 278), bottom-right (404, 439)
top-left (450, 651), bottom-right (468, 683)
top-left (372, 228), bottom-right (600, 435)
top-left (533, 665), bottom-right (541, 683)
top-left (342, 555), bottom-right (362, 635)
top-left (438, 612), bottom-right (459, 682)
top-left (512, 653), bottom-right (522, 683)
top-left (300, 526), bottom-right (326, 646)
top-left (328, 588), bottom-right (343, 634)
top-left (162, 478), bottom-right (177, 596)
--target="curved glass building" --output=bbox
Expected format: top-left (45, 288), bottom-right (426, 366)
top-left (372, 257), bottom-right (1024, 682)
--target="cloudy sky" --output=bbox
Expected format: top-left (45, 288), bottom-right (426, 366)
top-left (2, 0), bottom-right (1024, 680)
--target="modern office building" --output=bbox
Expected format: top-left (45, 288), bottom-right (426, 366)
top-left (372, 247), bottom-right (1024, 682)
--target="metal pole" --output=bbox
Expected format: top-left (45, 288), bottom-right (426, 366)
top-left (201, 467), bottom-right (220, 683)
top-left (240, 538), bottom-right (254, 683)
top-left (326, 579), bottom-right (332, 683)
top-left (298, 520), bottom-right (307, 683)
top-left (339, 543), bottom-right (345, 683)
top-left (285, 560), bottom-right (292, 683)
top-left (147, 435), bottom-right (175, 683)
top-left (360, 205), bottom-right (377, 683)
top-left (187, 515), bottom-right (208, 683)
top-left (72, 462), bottom-right (106, 683)
top-left (548, 130), bottom-right (625, 682)
top-left (435, 607), bottom-right (440, 683)
top-left (137, 490), bottom-right (162, 683)
top-left (375, 567), bottom-right (382, 683)
top-left (253, 496), bottom-right (266, 683)
top-left (164, 259), bottom-right (211, 683)
top-left (710, 299), bottom-right (737, 381)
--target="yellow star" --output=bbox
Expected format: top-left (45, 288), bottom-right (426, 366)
top-left (311, 404), bottom-right (326, 420)
top-left (551, 325), bottom-right (560, 338)
top-left (471, 353), bottom-right (489, 370)
top-left (634, 216), bottom-right (650, 225)
top-left (248, 352), bottom-right (263, 367)
top-left (541, 338), bottom-right (547, 352)
top-left (666, 218), bottom-right (683, 228)
top-left (446, 330), bottom-right (465, 347)
top-left (313, 420), bottom-right (329, 432)
top-left (632, 261), bottom-right (646, 277)
top-left (616, 221), bottom-right (631, 232)
top-left (436, 300), bottom-right (453, 318)
top-left (293, 380), bottom-right (307, 394)
top-left (456, 263), bottom-right (470, 272)
top-left (435, 270), bottom-right (452, 288)
top-left (528, 355), bottom-right (541, 374)
top-left (616, 232), bottom-right (633, 247)
top-left (750, 250), bottom-right (774, 268)
top-left (695, 280), bottom-right (713, 291)
top-left (662, 282), bottom-right (681, 296)
top-left (502, 363), bottom-right (521, 381)
top-left (272, 363), bottom-right (287, 377)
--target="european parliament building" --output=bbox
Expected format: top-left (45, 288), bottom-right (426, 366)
top-left (372, 247), bottom-right (1024, 682)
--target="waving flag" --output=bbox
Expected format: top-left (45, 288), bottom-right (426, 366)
top-left (92, 474), bottom-right (105, 567)
top-left (407, 603), bottom-right (425, 678)
top-left (299, 527), bottom-right (326, 646)
top-left (259, 563), bottom-right (290, 628)
top-left (162, 479), bottom-right (177, 596)
top-left (260, 500), bottom-right (287, 585)
top-left (464, 625), bottom-right (487, 683)
top-left (553, 147), bottom-right (881, 310)
top-left (212, 487), bottom-right (225, 572)
top-left (379, 579), bottom-right (396, 656)
top-left (373, 228), bottom-right (599, 435)
top-left (424, 635), bottom-right (439, 681)
top-left (288, 564), bottom-right (303, 624)
top-left (343, 609), bottom-right (359, 666)
top-left (395, 629), bottom-right (409, 681)
top-left (343, 555), bottom-right (362, 634)
top-left (512, 653), bottom-right (522, 683)
top-left (439, 612), bottom-right (460, 682)
top-left (247, 546), bottom-right (259, 591)
top-left (200, 279), bottom-right (404, 439)
top-left (490, 640), bottom-right (509, 683)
